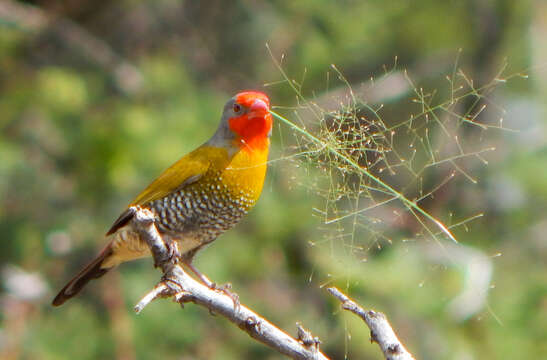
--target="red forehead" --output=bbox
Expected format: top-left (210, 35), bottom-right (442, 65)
top-left (235, 91), bottom-right (270, 107)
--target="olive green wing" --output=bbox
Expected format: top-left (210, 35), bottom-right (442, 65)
top-left (130, 152), bottom-right (210, 206)
top-left (105, 149), bottom-right (210, 235)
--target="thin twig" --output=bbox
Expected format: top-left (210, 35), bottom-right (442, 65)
top-left (327, 287), bottom-right (416, 360)
top-left (129, 206), bottom-right (329, 360)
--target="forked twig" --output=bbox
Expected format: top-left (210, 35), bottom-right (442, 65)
top-left (129, 206), bottom-right (329, 360)
top-left (327, 287), bottom-right (416, 360)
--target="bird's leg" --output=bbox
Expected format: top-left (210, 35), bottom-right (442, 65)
top-left (215, 282), bottom-right (240, 310)
top-left (185, 261), bottom-right (240, 309)
top-left (185, 261), bottom-right (214, 287)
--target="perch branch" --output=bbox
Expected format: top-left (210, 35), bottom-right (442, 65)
top-left (327, 287), bottom-right (416, 360)
top-left (129, 206), bottom-right (329, 360)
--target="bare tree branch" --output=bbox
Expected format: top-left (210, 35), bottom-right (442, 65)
top-left (129, 206), bottom-right (330, 360)
top-left (327, 287), bottom-right (416, 360)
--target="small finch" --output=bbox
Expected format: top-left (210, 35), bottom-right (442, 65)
top-left (53, 91), bottom-right (272, 306)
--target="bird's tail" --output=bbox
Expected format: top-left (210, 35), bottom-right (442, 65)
top-left (52, 245), bottom-right (113, 306)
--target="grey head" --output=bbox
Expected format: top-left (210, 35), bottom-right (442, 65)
top-left (206, 91), bottom-right (272, 152)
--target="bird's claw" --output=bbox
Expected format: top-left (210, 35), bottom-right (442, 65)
top-left (184, 262), bottom-right (240, 309)
top-left (211, 282), bottom-right (240, 310)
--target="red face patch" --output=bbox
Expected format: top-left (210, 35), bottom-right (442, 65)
top-left (235, 91), bottom-right (270, 109)
top-left (229, 91), bottom-right (272, 151)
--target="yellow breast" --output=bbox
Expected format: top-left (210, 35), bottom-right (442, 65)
top-left (219, 141), bottom-right (270, 203)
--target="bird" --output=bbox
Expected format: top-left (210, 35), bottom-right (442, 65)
top-left (52, 91), bottom-right (272, 306)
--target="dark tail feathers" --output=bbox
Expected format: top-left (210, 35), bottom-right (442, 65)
top-left (52, 246), bottom-right (113, 306)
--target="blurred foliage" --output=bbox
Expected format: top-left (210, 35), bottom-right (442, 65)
top-left (1, 0), bottom-right (546, 359)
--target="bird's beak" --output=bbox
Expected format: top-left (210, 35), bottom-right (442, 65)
top-left (248, 99), bottom-right (269, 118)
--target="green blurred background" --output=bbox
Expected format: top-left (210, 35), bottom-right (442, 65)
top-left (1, 0), bottom-right (546, 359)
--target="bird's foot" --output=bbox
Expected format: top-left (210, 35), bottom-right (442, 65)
top-left (184, 262), bottom-right (240, 310)
top-left (211, 282), bottom-right (240, 310)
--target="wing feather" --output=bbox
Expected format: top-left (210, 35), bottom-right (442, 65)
top-left (105, 148), bottom-right (212, 235)
top-left (131, 150), bottom-right (210, 206)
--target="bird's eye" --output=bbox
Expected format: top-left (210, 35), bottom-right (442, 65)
top-left (233, 103), bottom-right (242, 113)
